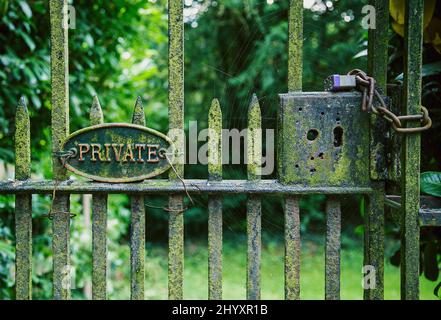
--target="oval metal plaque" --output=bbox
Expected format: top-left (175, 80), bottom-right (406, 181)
top-left (61, 123), bottom-right (175, 183)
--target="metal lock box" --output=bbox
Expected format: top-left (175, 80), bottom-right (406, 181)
top-left (278, 92), bottom-right (371, 187)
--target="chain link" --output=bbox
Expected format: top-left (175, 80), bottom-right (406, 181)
top-left (348, 69), bottom-right (432, 134)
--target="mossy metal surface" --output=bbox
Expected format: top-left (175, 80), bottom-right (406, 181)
top-left (90, 96), bottom-right (108, 300)
top-left (279, 92), bottom-right (370, 187)
top-left (401, 0), bottom-right (423, 300)
top-left (50, 0), bottom-right (71, 300)
top-left (285, 0), bottom-right (302, 301)
top-left (246, 95), bottom-right (262, 300)
top-left (208, 99), bottom-right (223, 300)
top-left (325, 198), bottom-right (341, 300)
top-left (0, 180), bottom-right (374, 195)
top-left (365, 3), bottom-right (387, 299)
top-left (284, 197), bottom-right (300, 300)
top-left (288, 0), bottom-right (303, 92)
top-left (368, 0), bottom-right (389, 181)
top-left (168, 0), bottom-right (184, 300)
top-left (61, 123), bottom-right (174, 182)
top-left (364, 183), bottom-right (385, 300)
top-left (130, 97), bottom-right (146, 300)
top-left (14, 97), bottom-right (32, 300)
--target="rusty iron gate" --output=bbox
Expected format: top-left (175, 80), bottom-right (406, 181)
top-left (0, 0), bottom-right (437, 300)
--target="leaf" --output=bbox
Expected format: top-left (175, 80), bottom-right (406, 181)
top-left (353, 49), bottom-right (367, 59)
top-left (0, 0), bottom-right (9, 16)
top-left (390, 248), bottom-right (400, 267)
top-left (390, 0), bottom-right (435, 29)
top-left (421, 172), bottom-right (441, 197)
top-left (354, 225), bottom-right (364, 236)
top-left (17, 29), bottom-right (35, 51)
top-left (18, 0), bottom-right (32, 19)
top-left (434, 282), bottom-right (441, 299)
top-left (396, 61), bottom-right (441, 81)
top-left (359, 196), bottom-right (365, 218)
top-left (423, 242), bottom-right (439, 281)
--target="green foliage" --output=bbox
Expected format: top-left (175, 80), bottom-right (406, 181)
top-left (421, 172), bottom-right (441, 197)
top-left (0, 0), bottom-right (440, 299)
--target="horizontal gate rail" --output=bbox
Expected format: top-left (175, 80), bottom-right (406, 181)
top-left (0, 180), bottom-right (374, 195)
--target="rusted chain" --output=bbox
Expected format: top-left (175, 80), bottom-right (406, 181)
top-left (145, 150), bottom-right (195, 214)
top-left (54, 148), bottom-right (77, 167)
top-left (348, 69), bottom-right (432, 134)
top-left (41, 179), bottom-right (76, 220)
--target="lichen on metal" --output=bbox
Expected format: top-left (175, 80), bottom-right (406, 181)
top-left (284, 197), bottom-right (300, 300)
top-left (278, 92), bottom-right (370, 187)
top-left (368, 0), bottom-right (389, 182)
top-left (247, 94), bottom-right (262, 181)
top-left (401, 0), bottom-right (423, 301)
top-left (364, 184), bottom-right (385, 300)
top-left (61, 123), bottom-right (173, 182)
top-left (168, 0), bottom-right (184, 300)
top-left (90, 95), bottom-right (104, 125)
top-left (130, 96), bottom-right (146, 300)
top-left (50, 0), bottom-right (71, 300)
top-left (325, 197), bottom-right (341, 300)
top-left (208, 99), bottom-right (222, 181)
top-left (285, 0), bottom-right (303, 302)
top-left (0, 180), bottom-right (375, 195)
top-left (246, 95), bottom-right (262, 300)
top-left (14, 96), bottom-right (32, 300)
top-left (208, 98), bottom-right (223, 300)
top-left (288, 0), bottom-right (303, 92)
top-left (90, 96), bottom-right (108, 300)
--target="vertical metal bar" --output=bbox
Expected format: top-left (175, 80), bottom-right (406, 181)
top-left (50, 0), bottom-right (70, 300)
top-left (130, 97), bottom-right (146, 300)
top-left (367, 0), bottom-right (388, 93)
top-left (15, 97), bottom-right (32, 300)
top-left (288, 0), bottom-right (303, 92)
top-left (284, 197), bottom-right (300, 300)
top-left (168, 0), bottom-right (184, 300)
top-left (364, 187), bottom-right (384, 299)
top-left (365, 1), bottom-right (387, 300)
top-left (285, 0), bottom-right (303, 301)
top-left (325, 197), bottom-right (341, 300)
top-left (90, 96), bottom-right (108, 300)
top-left (208, 99), bottom-right (223, 300)
top-left (247, 95), bottom-right (262, 300)
top-left (401, 0), bottom-right (423, 300)
top-left (367, 0), bottom-right (388, 179)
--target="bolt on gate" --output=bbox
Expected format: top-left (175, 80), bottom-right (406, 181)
top-left (0, 0), bottom-right (434, 300)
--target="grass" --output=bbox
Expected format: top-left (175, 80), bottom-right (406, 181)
top-left (97, 237), bottom-right (439, 300)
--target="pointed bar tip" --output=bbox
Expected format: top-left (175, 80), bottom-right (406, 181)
top-left (248, 93), bottom-right (261, 113)
top-left (249, 93), bottom-right (259, 108)
top-left (132, 96), bottom-right (146, 126)
top-left (17, 96), bottom-right (28, 113)
top-left (90, 95), bottom-right (104, 125)
top-left (209, 98), bottom-right (221, 114)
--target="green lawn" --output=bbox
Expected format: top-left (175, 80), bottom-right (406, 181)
top-left (98, 238), bottom-right (439, 300)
